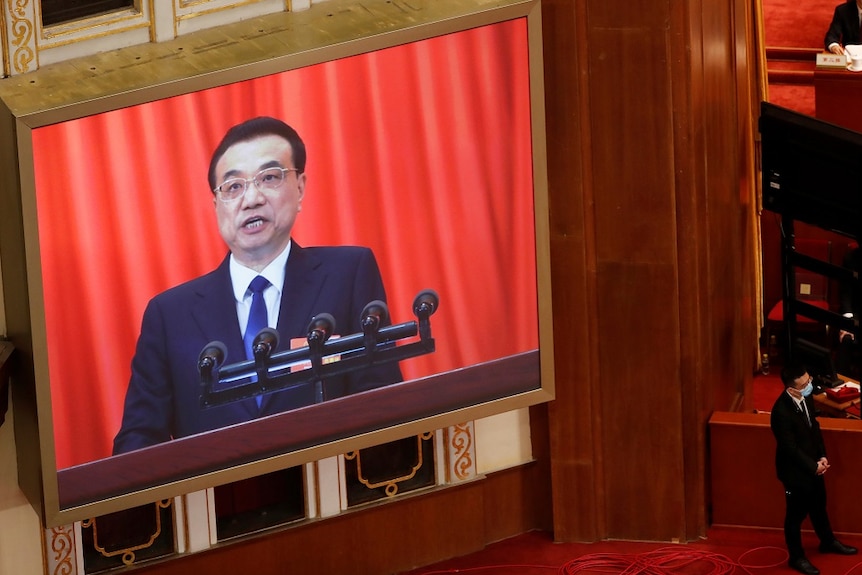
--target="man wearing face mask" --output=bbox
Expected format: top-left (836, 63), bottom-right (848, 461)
top-left (771, 361), bottom-right (858, 575)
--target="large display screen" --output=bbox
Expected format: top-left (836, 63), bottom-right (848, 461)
top-left (2, 0), bottom-right (551, 525)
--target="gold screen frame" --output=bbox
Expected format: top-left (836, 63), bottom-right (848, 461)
top-left (0, 0), bottom-right (552, 527)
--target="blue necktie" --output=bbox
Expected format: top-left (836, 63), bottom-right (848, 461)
top-left (244, 275), bottom-right (271, 406)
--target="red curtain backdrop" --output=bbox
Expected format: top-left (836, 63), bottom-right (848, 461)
top-left (31, 18), bottom-right (538, 469)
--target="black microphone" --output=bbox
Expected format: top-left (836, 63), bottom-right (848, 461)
top-left (198, 341), bottom-right (227, 376)
top-left (361, 300), bottom-right (389, 335)
top-left (252, 327), bottom-right (280, 360)
top-left (307, 313), bottom-right (336, 346)
top-left (413, 289), bottom-right (440, 318)
top-left (307, 313), bottom-right (335, 404)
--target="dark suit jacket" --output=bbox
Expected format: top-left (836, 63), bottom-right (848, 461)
top-left (770, 390), bottom-right (826, 491)
top-left (825, 1), bottom-right (861, 50)
top-left (113, 242), bottom-right (403, 454)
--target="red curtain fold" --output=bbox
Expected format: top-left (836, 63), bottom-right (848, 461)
top-left (31, 18), bottom-right (539, 469)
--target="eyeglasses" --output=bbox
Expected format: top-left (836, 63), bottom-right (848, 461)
top-left (213, 167), bottom-right (298, 203)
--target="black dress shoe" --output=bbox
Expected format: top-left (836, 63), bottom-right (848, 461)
top-left (819, 540), bottom-right (858, 555)
top-left (789, 557), bottom-right (820, 575)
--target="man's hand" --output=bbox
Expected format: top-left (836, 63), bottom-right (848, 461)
top-left (830, 43), bottom-right (847, 56)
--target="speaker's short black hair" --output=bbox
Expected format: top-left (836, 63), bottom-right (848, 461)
top-left (208, 117), bottom-right (306, 192)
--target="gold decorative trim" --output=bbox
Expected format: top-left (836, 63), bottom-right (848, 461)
top-left (48, 524), bottom-right (77, 575)
top-left (81, 500), bottom-right (172, 566)
top-left (447, 423), bottom-right (474, 481)
top-left (40, 6), bottom-right (145, 40)
top-left (7, 0), bottom-right (35, 74)
top-left (0, 0), bottom-right (7, 76)
top-left (345, 432), bottom-right (433, 497)
top-left (180, 0), bottom-right (213, 8)
top-left (39, 20), bottom-right (150, 50)
top-left (175, 0), bottom-right (284, 23)
top-left (36, 1), bottom-right (150, 53)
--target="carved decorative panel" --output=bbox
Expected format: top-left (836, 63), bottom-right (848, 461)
top-left (1, 0), bottom-right (306, 75)
top-left (40, 0), bottom-right (135, 26)
top-left (45, 523), bottom-right (78, 575)
top-left (344, 433), bottom-right (436, 507)
top-left (80, 501), bottom-right (175, 571)
top-left (445, 422), bottom-right (476, 482)
top-left (3, 0), bottom-right (37, 75)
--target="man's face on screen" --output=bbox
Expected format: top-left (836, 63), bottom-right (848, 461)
top-left (213, 134), bottom-right (306, 270)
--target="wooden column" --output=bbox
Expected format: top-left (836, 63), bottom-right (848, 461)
top-left (544, 0), bottom-right (759, 542)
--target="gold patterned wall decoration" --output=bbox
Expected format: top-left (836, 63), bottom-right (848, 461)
top-left (445, 422), bottom-right (476, 482)
top-left (0, 0), bottom-right (313, 75)
top-left (45, 523), bottom-right (78, 575)
top-left (81, 500), bottom-right (175, 569)
top-left (36, 1), bottom-right (152, 66)
top-left (172, 0), bottom-right (288, 38)
top-left (0, 0), bottom-right (6, 76)
top-left (3, 0), bottom-right (36, 75)
top-left (342, 433), bottom-right (437, 507)
top-left (345, 432), bottom-right (434, 497)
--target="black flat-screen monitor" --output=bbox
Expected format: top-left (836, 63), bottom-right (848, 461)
top-left (793, 337), bottom-right (841, 388)
top-left (759, 102), bottom-right (862, 239)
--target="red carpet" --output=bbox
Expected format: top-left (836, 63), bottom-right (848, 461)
top-left (768, 84), bottom-right (815, 117)
top-left (764, 0), bottom-right (836, 117)
top-left (400, 527), bottom-right (862, 575)
top-left (762, 0), bottom-right (836, 48)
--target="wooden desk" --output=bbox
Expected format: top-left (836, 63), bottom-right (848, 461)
top-left (814, 67), bottom-right (862, 132)
top-left (814, 391), bottom-right (860, 418)
top-left (813, 375), bottom-right (861, 419)
top-left (710, 411), bottom-right (862, 531)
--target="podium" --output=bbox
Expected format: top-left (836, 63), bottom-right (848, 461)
top-left (57, 351), bottom-right (541, 511)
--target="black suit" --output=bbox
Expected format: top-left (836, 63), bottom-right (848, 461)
top-left (771, 390), bottom-right (837, 560)
top-left (113, 242), bottom-right (403, 454)
top-left (825, 1), bottom-right (861, 50)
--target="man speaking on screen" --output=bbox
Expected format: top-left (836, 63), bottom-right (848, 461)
top-left (113, 116), bottom-right (402, 454)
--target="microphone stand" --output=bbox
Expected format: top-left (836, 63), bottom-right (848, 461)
top-left (308, 331), bottom-right (327, 404)
top-left (199, 313), bottom-right (437, 409)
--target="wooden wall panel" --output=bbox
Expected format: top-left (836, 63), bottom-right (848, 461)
top-left (710, 412), bottom-right (862, 533)
top-left (545, 0), bottom-right (759, 544)
top-left (542, 0), bottom-right (603, 544)
top-left (597, 263), bottom-right (685, 540)
top-left (586, 23), bottom-right (675, 266)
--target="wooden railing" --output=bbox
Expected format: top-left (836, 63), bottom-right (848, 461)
top-left (765, 47), bottom-right (821, 84)
top-left (710, 411), bottom-right (862, 532)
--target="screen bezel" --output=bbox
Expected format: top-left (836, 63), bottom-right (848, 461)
top-left (0, 0), bottom-right (553, 527)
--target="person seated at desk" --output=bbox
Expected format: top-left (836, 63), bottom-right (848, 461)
top-left (825, 0), bottom-right (862, 56)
